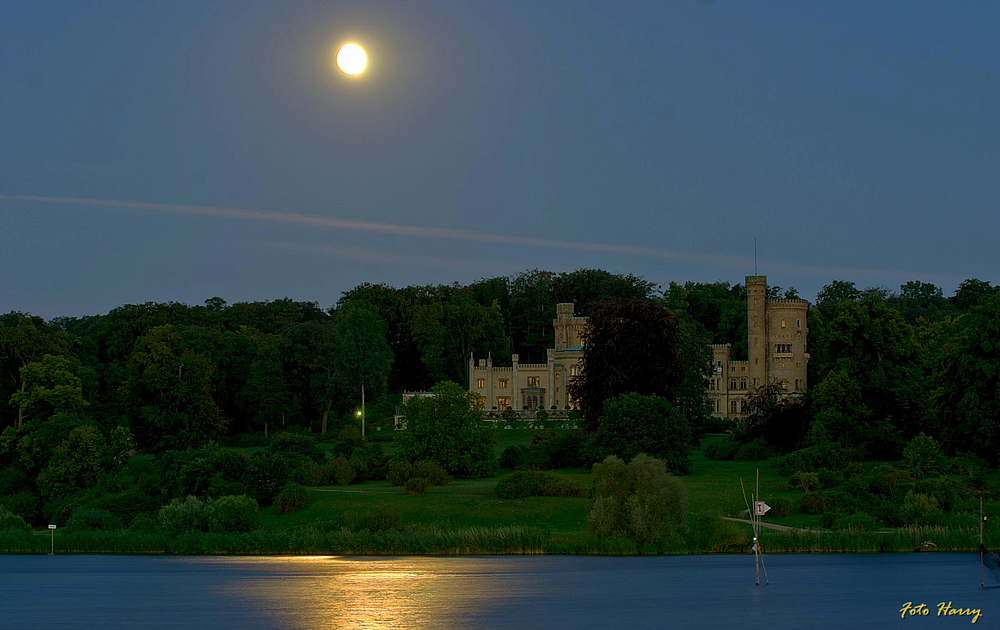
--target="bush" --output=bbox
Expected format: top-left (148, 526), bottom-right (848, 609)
top-left (539, 475), bottom-right (588, 498)
top-left (734, 438), bottom-right (776, 462)
top-left (66, 508), bottom-right (122, 533)
top-left (387, 461), bottom-right (414, 487)
top-left (593, 393), bottom-right (692, 473)
top-left (500, 445), bottom-right (529, 469)
top-left (776, 442), bottom-right (852, 477)
top-left (267, 431), bottom-right (325, 464)
top-left (129, 513), bottom-right (158, 532)
top-left (332, 455), bottom-right (357, 486)
top-left (273, 484), bottom-right (310, 514)
top-left (903, 433), bottom-right (946, 479)
top-left (0, 506), bottom-right (30, 532)
top-left (208, 495), bottom-right (259, 533)
top-left (412, 461), bottom-right (451, 486)
top-left (158, 496), bottom-right (211, 536)
top-left (404, 478), bottom-right (432, 495)
top-left (900, 491), bottom-right (941, 524)
top-left (495, 471), bottom-right (548, 499)
top-left (704, 438), bottom-right (739, 461)
top-left (587, 454), bottom-right (687, 547)
top-left (769, 496), bottom-right (793, 517)
top-left (791, 471), bottom-right (821, 492)
top-left (799, 491), bottom-right (827, 515)
top-left (387, 460), bottom-right (450, 486)
top-left (816, 467), bottom-right (843, 489)
top-left (394, 381), bottom-right (498, 478)
top-left (0, 490), bottom-right (41, 525)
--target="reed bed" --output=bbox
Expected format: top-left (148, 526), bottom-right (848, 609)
top-left (0, 523), bottom-right (992, 556)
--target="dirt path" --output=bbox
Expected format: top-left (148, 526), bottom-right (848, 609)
top-left (721, 517), bottom-right (816, 533)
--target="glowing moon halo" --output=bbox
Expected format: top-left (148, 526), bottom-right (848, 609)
top-left (336, 43), bottom-right (367, 75)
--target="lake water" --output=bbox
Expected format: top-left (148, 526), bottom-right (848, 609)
top-left (1, 553), bottom-right (995, 629)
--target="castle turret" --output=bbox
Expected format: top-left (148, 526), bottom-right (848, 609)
top-left (747, 275), bottom-right (768, 389)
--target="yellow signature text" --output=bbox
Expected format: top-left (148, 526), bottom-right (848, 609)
top-left (900, 602), bottom-right (982, 624)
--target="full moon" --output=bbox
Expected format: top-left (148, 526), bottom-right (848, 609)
top-left (336, 43), bottom-right (367, 75)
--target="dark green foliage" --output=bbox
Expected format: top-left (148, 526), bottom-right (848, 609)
top-left (934, 295), bottom-right (1000, 462)
top-left (331, 455), bottom-right (358, 485)
top-left (158, 496), bottom-right (212, 536)
top-left (776, 442), bottom-right (852, 477)
top-left (493, 470), bottom-right (587, 499)
top-left (592, 393), bottom-right (692, 473)
top-left (569, 299), bottom-right (684, 431)
top-left (128, 513), bottom-right (158, 532)
top-left (208, 495), bottom-right (259, 533)
top-left (499, 445), bottom-right (529, 469)
top-left (386, 461), bottom-right (414, 487)
top-left (522, 431), bottom-right (588, 469)
top-left (387, 460), bottom-right (451, 487)
top-left (799, 491), bottom-right (827, 515)
top-left (412, 461), bottom-right (451, 486)
top-left (0, 506), bottom-right (30, 532)
top-left (769, 496), bottom-right (793, 517)
top-left (66, 507), bottom-right (122, 532)
top-left (0, 489), bottom-right (41, 524)
top-left (404, 477), bottom-right (432, 495)
top-left (273, 484), bottom-right (310, 514)
top-left (587, 454), bottom-right (687, 546)
top-left (703, 438), bottom-right (739, 461)
top-left (903, 432), bottom-right (945, 479)
top-left (122, 326), bottom-right (226, 454)
top-left (494, 471), bottom-right (549, 499)
top-left (267, 431), bottom-right (325, 464)
top-left (394, 381), bottom-right (497, 478)
top-left (734, 438), bottom-right (777, 462)
top-left (244, 451), bottom-right (294, 504)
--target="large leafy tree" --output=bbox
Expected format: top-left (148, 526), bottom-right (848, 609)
top-left (593, 393), bottom-right (692, 473)
top-left (933, 295), bottom-right (1000, 462)
top-left (808, 295), bottom-right (922, 457)
top-left (411, 297), bottom-right (508, 386)
top-left (394, 381), bottom-right (496, 478)
top-left (9, 354), bottom-right (88, 424)
top-left (335, 305), bottom-right (393, 428)
top-left (569, 298), bottom-right (685, 431)
top-left (0, 313), bottom-right (62, 428)
top-left (122, 326), bottom-right (226, 454)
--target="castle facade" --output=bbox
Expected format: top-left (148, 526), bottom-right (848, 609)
top-left (468, 275), bottom-right (808, 419)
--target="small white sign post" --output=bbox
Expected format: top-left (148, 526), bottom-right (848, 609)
top-left (48, 524), bottom-right (56, 555)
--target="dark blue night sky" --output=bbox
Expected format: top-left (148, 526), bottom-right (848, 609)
top-left (2, 1), bottom-right (997, 317)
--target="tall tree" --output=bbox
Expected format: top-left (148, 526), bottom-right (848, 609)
top-left (569, 298), bottom-right (684, 431)
top-left (122, 326), bottom-right (226, 454)
top-left (335, 306), bottom-right (393, 432)
top-left (9, 354), bottom-right (89, 424)
top-left (933, 295), bottom-right (1000, 462)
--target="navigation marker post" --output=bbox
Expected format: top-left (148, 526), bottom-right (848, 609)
top-left (48, 524), bottom-right (56, 555)
top-left (741, 470), bottom-right (770, 586)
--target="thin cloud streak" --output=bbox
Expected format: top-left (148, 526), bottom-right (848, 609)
top-left (262, 241), bottom-right (523, 274)
top-left (1, 194), bottom-right (960, 285)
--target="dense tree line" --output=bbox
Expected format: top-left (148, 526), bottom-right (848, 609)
top-left (1, 267), bottom-right (998, 531)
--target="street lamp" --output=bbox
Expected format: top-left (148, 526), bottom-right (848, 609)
top-left (357, 410), bottom-right (364, 439)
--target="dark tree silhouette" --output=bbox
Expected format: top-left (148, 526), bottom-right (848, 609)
top-left (569, 298), bottom-right (683, 431)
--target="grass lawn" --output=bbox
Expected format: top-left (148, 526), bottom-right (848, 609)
top-left (259, 473), bottom-right (592, 539)
top-left (682, 438), bottom-right (822, 529)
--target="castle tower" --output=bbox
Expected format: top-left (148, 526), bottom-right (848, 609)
top-left (747, 275), bottom-right (768, 388)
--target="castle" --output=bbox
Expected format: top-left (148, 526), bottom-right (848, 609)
top-left (468, 275), bottom-right (808, 419)
top-left (707, 275), bottom-right (809, 419)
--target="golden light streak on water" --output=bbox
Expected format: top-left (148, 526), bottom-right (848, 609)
top-left (219, 556), bottom-right (517, 630)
